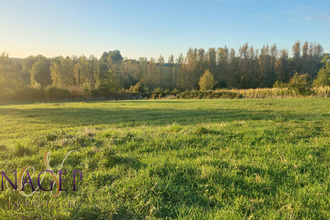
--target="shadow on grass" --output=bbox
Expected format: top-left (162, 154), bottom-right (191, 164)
top-left (0, 106), bottom-right (325, 127)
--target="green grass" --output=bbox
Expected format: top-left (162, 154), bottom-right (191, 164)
top-left (0, 98), bottom-right (329, 219)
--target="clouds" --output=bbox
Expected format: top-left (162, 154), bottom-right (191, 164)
top-left (305, 14), bottom-right (330, 22)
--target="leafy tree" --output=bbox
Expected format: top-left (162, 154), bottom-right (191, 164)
top-left (313, 62), bottom-right (330, 87)
top-left (94, 62), bottom-right (108, 88)
top-left (199, 69), bottom-right (216, 91)
top-left (301, 41), bottom-right (310, 74)
top-left (227, 48), bottom-right (239, 88)
top-left (30, 56), bottom-right (51, 87)
top-left (275, 49), bottom-right (289, 82)
top-left (100, 50), bottom-right (123, 65)
top-left (74, 55), bottom-right (96, 89)
top-left (207, 48), bottom-right (216, 76)
top-left (292, 41), bottom-right (301, 74)
top-left (108, 50), bottom-right (123, 63)
top-left (259, 44), bottom-right (276, 88)
top-left (0, 51), bottom-right (24, 96)
top-left (50, 56), bottom-right (75, 89)
top-left (217, 47), bottom-right (228, 84)
top-left (21, 55), bottom-right (40, 84)
top-left (107, 69), bottom-right (123, 92)
top-left (308, 43), bottom-right (324, 79)
top-left (120, 59), bottom-right (139, 89)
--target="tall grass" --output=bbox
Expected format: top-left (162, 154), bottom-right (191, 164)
top-left (214, 86), bottom-right (330, 98)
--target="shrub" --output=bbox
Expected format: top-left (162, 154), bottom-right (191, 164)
top-left (273, 80), bottom-right (287, 88)
top-left (12, 87), bottom-right (45, 101)
top-left (45, 86), bottom-right (71, 100)
top-left (91, 85), bottom-right (109, 97)
top-left (288, 73), bottom-right (312, 95)
top-left (153, 87), bottom-right (163, 94)
top-left (176, 90), bottom-right (241, 99)
top-left (171, 88), bottom-right (179, 95)
top-left (130, 81), bottom-right (145, 93)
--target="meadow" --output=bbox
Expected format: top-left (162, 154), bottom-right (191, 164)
top-left (0, 98), bottom-right (329, 219)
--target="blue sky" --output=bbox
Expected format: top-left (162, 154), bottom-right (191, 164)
top-left (0, 0), bottom-right (329, 60)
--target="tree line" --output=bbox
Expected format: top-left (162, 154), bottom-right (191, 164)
top-left (0, 41), bottom-right (329, 99)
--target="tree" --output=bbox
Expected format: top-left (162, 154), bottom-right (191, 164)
top-left (108, 50), bottom-right (123, 63)
top-left (0, 51), bottom-right (24, 96)
top-left (94, 61), bottom-right (108, 88)
top-left (275, 49), bottom-right (289, 82)
top-left (313, 62), bottom-right (330, 87)
top-left (21, 55), bottom-right (40, 84)
top-left (199, 69), bottom-right (216, 91)
top-left (301, 41), bottom-right (310, 74)
top-left (50, 56), bottom-right (75, 89)
top-left (120, 59), bottom-right (139, 89)
top-left (292, 41), bottom-right (301, 74)
top-left (179, 48), bottom-right (198, 90)
top-left (259, 44), bottom-right (276, 88)
top-left (30, 56), bottom-right (51, 87)
top-left (207, 48), bottom-right (216, 77)
top-left (100, 50), bottom-right (123, 65)
top-left (227, 48), bottom-right (239, 88)
top-left (217, 47), bottom-right (228, 84)
top-left (74, 55), bottom-right (96, 89)
top-left (308, 43), bottom-right (324, 79)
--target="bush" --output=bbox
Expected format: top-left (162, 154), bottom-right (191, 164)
top-left (171, 88), bottom-right (179, 95)
top-left (176, 90), bottom-right (242, 99)
top-left (45, 86), bottom-right (71, 100)
top-left (288, 73), bottom-right (312, 95)
top-left (130, 82), bottom-right (145, 93)
top-left (153, 87), bottom-right (163, 94)
top-left (273, 80), bottom-right (287, 88)
top-left (12, 87), bottom-right (45, 101)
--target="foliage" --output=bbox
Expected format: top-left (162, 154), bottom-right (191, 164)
top-left (273, 80), bottom-right (287, 88)
top-left (0, 42), bottom-right (327, 101)
top-left (11, 87), bottom-right (45, 101)
top-left (30, 56), bottom-right (52, 87)
top-left (199, 69), bottom-right (216, 91)
top-left (45, 86), bottom-right (71, 100)
top-left (129, 81), bottom-right (145, 93)
top-left (50, 56), bottom-right (75, 89)
top-left (176, 90), bottom-right (242, 99)
top-left (0, 51), bottom-right (25, 97)
top-left (288, 73), bottom-right (312, 95)
top-left (313, 62), bottom-right (330, 87)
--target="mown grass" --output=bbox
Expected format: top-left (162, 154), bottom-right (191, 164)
top-left (0, 98), bottom-right (329, 219)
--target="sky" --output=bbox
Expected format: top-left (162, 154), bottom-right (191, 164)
top-left (0, 0), bottom-right (329, 60)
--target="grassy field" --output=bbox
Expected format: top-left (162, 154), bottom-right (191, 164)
top-left (0, 98), bottom-right (329, 219)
